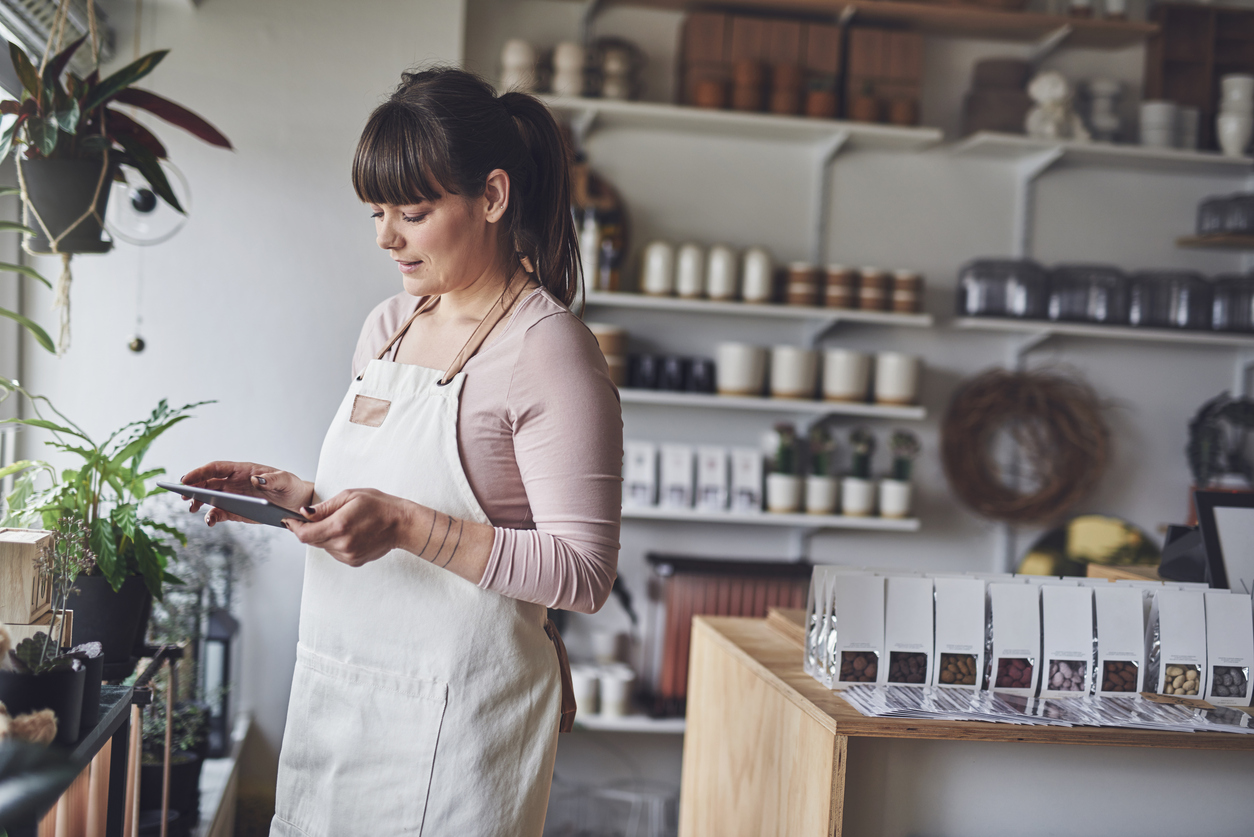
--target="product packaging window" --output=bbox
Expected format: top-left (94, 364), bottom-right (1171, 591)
top-left (1203, 590), bottom-right (1254, 706)
top-left (988, 583), bottom-right (1041, 696)
top-left (730, 447), bottom-right (763, 512)
top-left (1094, 585), bottom-right (1148, 695)
top-left (827, 574), bottom-right (885, 690)
top-left (931, 577), bottom-right (986, 689)
top-left (1040, 585), bottom-right (1094, 698)
top-left (881, 576), bottom-right (933, 686)
top-left (1147, 588), bottom-right (1207, 697)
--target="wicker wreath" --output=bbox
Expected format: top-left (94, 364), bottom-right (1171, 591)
top-left (941, 368), bottom-right (1110, 525)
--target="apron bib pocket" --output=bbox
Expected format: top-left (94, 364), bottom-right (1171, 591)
top-left (275, 646), bottom-right (447, 836)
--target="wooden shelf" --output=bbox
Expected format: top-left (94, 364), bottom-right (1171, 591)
top-left (620, 388), bottom-right (926, 420)
top-left (954, 316), bottom-right (1254, 347)
top-left (1178, 234), bottom-right (1254, 251)
top-left (585, 291), bottom-right (934, 328)
top-left (541, 95), bottom-right (942, 150)
top-left (574, 714), bottom-right (687, 734)
top-left (953, 132), bottom-right (1253, 176)
top-left (623, 505), bottom-right (921, 532)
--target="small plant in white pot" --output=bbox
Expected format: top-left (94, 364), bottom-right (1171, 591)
top-left (880, 430), bottom-right (920, 519)
top-left (805, 426), bottom-right (839, 514)
top-left (765, 423), bottom-right (802, 513)
top-left (841, 427), bottom-right (876, 517)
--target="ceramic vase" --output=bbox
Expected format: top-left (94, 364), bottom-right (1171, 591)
top-left (841, 477), bottom-right (875, 517)
top-left (805, 475), bottom-right (839, 514)
top-left (878, 479), bottom-right (913, 519)
top-left (766, 473), bottom-right (803, 513)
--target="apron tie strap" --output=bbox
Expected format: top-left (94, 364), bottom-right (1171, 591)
top-left (544, 618), bottom-right (577, 733)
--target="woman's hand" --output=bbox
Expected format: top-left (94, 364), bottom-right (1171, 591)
top-left (180, 460), bottom-right (315, 526)
top-left (285, 488), bottom-right (418, 567)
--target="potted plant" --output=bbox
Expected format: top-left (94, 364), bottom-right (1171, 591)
top-left (139, 673), bottom-right (209, 835)
top-left (765, 423), bottom-right (802, 513)
top-left (880, 430), bottom-right (920, 520)
top-left (0, 377), bottom-right (208, 675)
top-left (805, 426), bottom-right (839, 515)
top-left (841, 427), bottom-right (876, 517)
top-left (0, 184), bottom-right (55, 353)
top-left (0, 631), bottom-right (86, 745)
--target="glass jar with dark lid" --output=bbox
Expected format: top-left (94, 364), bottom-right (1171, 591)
top-left (956, 258), bottom-right (1049, 319)
top-left (1128, 270), bottom-right (1212, 330)
top-left (1047, 264), bottom-right (1129, 324)
top-left (1212, 275), bottom-right (1254, 333)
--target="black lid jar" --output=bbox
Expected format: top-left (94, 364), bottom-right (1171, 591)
top-left (1128, 270), bottom-right (1212, 330)
top-left (1048, 264), bottom-right (1129, 324)
top-left (956, 258), bottom-right (1048, 319)
top-left (1212, 275), bottom-right (1254, 333)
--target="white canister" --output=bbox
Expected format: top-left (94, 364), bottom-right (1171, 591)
top-left (742, 247), bottom-right (774, 303)
top-left (716, 342), bottom-right (767, 396)
top-left (570, 664), bottom-right (600, 715)
top-left (499, 39), bottom-right (537, 93)
top-left (598, 664), bottom-right (635, 717)
top-left (841, 477), bottom-right (876, 517)
top-left (590, 630), bottom-right (620, 664)
top-left (552, 42), bottom-right (586, 97)
top-left (1139, 100), bottom-right (1178, 148)
top-left (1222, 74), bottom-right (1254, 113)
top-left (879, 479), bottom-right (913, 519)
top-left (1218, 112), bottom-right (1254, 158)
top-left (766, 472), bottom-right (803, 513)
top-left (805, 475), bottom-right (839, 515)
top-left (640, 241), bottom-right (675, 296)
top-left (822, 349), bottom-right (870, 402)
top-left (873, 352), bottom-right (920, 406)
top-left (706, 244), bottom-right (739, 300)
top-left (675, 243), bottom-right (706, 298)
top-left (769, 346), bottom-right (818, 399)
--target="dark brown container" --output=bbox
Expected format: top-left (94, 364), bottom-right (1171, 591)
top-left (786, 263), bottom-right (819, 306)
top-left (892, 270), bottom-right (923, 313)
top-left (694, 79), bottom-right (728, 109)
top-left (824, 265), bottom-right (858, 309)
top-left (805, 89), bottom-right (838, 119)
top-left (888, 98), bottom-right (919, 126)
top-left (770, 64), bottom-right (803, 115)
top-left (848, 94), bottom-right (881, 123)
top-left (858, 268), bottom-right (889, 311)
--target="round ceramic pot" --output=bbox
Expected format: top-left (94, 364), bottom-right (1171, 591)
top-left (570, 664), bottom-right (600, 715)
top-left (873, 352), bottom-right (921, 405)
top-left (822, 349), bottom-right (870, 402)
top-left (841, 477), bottom-right (876, 517)
top-left (715, 342), bottom-right (766, 396)
top-left (878, 479), bottom-right (913, 519)
top-left (741, 247), bottom-right (774, 303)
top-left (65, 573), bottom-right (151, 674)
top-left (1218, 112), bottom-right (1253, 158)
top-left (805, 475), bottom-right (839, 514)
top-left (769, 346), bottom-right (817, 399)
top-left (640, 241), bottom-right (675, 295)
top-left (766, 473), bottom-right (803, 513)
top-left (706, 245), bottom-right (738, 300)
top-left (21, 159), bottom-right (116, 254)
top-left (598, 664), bottom-right (635, 717)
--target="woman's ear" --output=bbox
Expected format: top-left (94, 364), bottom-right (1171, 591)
top-left (483, 169), bottom-right (511, 224)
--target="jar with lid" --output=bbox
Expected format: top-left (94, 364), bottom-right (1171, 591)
top-left (1128, 270), bottom-right (1212, 330)
top-left (858, 268), bottom-right (889, 311)
top-left (892, 270), bottom-right (923, 313)
top-left (1212, 274), bottom-right (1254, 332)
top-left (824, 265), bottom-right (857, 309)
top-left (1048, 264), bottom-right (1129, 324)
top-left (786, 263), bottom-right (819, 306)
top-left (1224, 194), bottom-right (1254, 234)
top-left (956, 259), bottom-right (1048, 319)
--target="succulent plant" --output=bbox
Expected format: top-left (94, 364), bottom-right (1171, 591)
top-left (848, 427), bottom-right (875, 479)
top-left (808, 426), bottom-right (835, 477)
top-left (889, 430), bottom-right (921, 482)
top-left (768, 423), bottom-right (799, 475)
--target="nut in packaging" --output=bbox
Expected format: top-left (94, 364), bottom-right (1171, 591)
top-left (825, 573), bottom-right (886, 689)
top-left (1204, 591), bottom-right (1254, 706)
top-left (1145, 589), bottom-right (1207, 698)
top-left (1039, 585), bottom-right (1094, 698)
top-left (988, 583), bottom-right (1041, 696)
top-left (1094, 585), bottom-right (1147, 695)
top-left (931, 578), bottom-right (987, 690)
top-left (881, 576), bottom-right (933, 686)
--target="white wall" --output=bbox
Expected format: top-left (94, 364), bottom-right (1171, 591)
top-left (16, 0), bottom-right (465, 785)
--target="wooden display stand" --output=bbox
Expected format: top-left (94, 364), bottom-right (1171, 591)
top-left (679, 610), bottom-right (1254, 837)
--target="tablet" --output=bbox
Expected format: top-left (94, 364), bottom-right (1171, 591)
top-left (157, 482), bottom-right (306, 528)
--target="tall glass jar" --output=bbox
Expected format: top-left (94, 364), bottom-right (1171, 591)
top-left (1212, 274), bottom-right (1254, 332)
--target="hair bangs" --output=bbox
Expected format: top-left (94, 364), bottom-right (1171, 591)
top-left (352, 102), bottom-right (454, 206)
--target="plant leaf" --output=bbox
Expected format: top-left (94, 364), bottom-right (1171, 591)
top-left (103, 108), bottom-right (166, 158)
top-left (0, 99), bottom-right (18, 116)
top-left (42, 35), bottom-right (85, 101)
top-left (142, 518), bottom-right (187, 547)
top-left (111, 87), bottom-right (232, 150)
top-left (24, 116), bottom-right (56, 157)
top-left (0, 416), bottom-right (88, 438)
top-left (53, 98), bottom-right (79, 134)
top-left (0, 220), bottom-right (34, 235)
top-left (0, 114), bottom-right (26, 163)
top-left (0, 262), bottom-right (50, 288)
top-left (79, 50), bottom-right (168, 114)
top-left (9, 43), bottom-right (41, 106)
top-left (0, 459), bottom-right (37, 480)
top-left (0, 307), bottom-right (54, 352)
top-left (111, 503), bottom-right (138, 540)
top-left (131, 529), bottom-right (165, 602)
top-left (114, 133), bottom-right (182, 213)
top-left (88, 518), bottom-right (120, 589)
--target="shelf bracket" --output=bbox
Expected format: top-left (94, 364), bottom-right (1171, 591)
top-left (1029, 25), bottom-right (1074, 67)
top-left (788, 526), bottom-right (820, 561)
top-left (570, 106), bottom-right (600, 152)
top-left (1011, 147), bottom-right (1064, 259)
top-left (580, 0), bottom-right (607, 46)
top-left (1009, 329), bottom-right (1054, 367)
top-left (811, 131), bottom-right (850, 268)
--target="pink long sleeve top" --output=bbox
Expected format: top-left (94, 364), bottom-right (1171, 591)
top-left (351, 287), bottom-right (623, 614)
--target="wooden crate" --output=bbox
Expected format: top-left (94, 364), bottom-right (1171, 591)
top-left (5, 609), bottom-right (73, 647)
top-left (0, 528), bottom-right (53, 624)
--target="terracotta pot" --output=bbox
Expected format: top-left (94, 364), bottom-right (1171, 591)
top-left (888, 98), bottom-right (919, 127)
top-left (693, 79), bottom-right (727, 109)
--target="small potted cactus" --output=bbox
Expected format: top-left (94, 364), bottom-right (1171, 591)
top-left (765, 423), bottom-right (803, 513)
top-left (805, 425), bottom-right (839, 514)
top-left (841, 427), bottom-right (876, 517)
top-left (880, 430), bottom-right (920, 519)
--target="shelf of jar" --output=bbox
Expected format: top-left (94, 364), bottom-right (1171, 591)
top-left (952, 132), bottom-right (1253, 176)
top-left (622, 504), bottom-right (921, 532)
top-left (585, 290), bottom-right (934, 328)
top-left (1177, 234), bottom-right (1254, 250)
top-left (573, 713), bottom-right (688, 734)
top-left (954, 316), bottom-right (1254, 347)
top-left (618, 388), bottom-right (927, 420)
top-left (541, 95), bottom-right (943, 150)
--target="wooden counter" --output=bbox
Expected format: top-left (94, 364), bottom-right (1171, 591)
top-left (678, 611), bottom-right (1254, 837)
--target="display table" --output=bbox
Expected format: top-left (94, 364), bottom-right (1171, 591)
top-left (679, 611), bottom-right (1254, 837)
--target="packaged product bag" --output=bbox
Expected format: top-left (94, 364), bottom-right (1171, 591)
top-left (827, 573), bottom-right (886, 689)
top-left (880, 576), bottom-right (934, 686)
top-left (659, 444), bottom-right (695, 508)
top-left (1146, 588), bottom-right (1207, 697)
top-left (931, 577), bottom-right (986, 689)
top-left (1204, 591), bottom-right (1254, 706)
top-left (695, 446), bottom-right (729, 511)
top-left (1039, 585), bottom-right (1094, 698)
top-left (729, 447), bottom-right (763, 511)
top-left (988, 582), bottom-right (1041, 696)
top-left (623, 441), bottom-right (657, 507)
top-left (1094, 585), bottom-right (1147, 695)
top-left (804, 566), bottom-right (832, 680)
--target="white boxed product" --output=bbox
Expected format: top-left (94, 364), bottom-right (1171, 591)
top-left (1039, 585), bottom-right (1094, 698)
top-left (807, 566), bottom-right (875, 684)
top-left (931, 577), bottom-right (986, 689)
top-left (1094, 585), bottom-right (1148, 696)
top-left (828, 574), bottom-right (885, 690)
top-left (1204, 591), bottom-right (1254, 706)
top-left (988, 583), bottom-right (1041, 696)
top-left (659, 444), bottom-right (695, 508)
top-left (695, 446), bottom-right (729, 511)
top-left (1147, 588), bottom-right (1207, 697)
top-left (880, 576), bottom-right (934, 686)
top-left (622, 441), bottom-right (657, 508)
top-left (1075, 578), bottom-right (1115, 587)
top-left (729, 447), bottom-right (763, 512)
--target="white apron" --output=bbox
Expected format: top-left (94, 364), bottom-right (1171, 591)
top-left (271, 290), bottom-right (575, 837)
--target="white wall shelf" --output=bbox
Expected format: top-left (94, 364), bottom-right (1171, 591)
top-left (623, 505), bottom-right (921, 532)
top-left (620, 388), bottom-right (927, 420)
top-left (952, 132), bottom-right (1253, 177)
top-left (585, 291), bottom-right (934, 329)
top-left (954, 316), bottom-right (1254, 348)
top-left (574, 714), bottom-right (687, 734)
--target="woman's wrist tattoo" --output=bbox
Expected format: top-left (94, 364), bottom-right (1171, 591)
top-left (439, 519), bottom-right (464, 568)
top-left (415, 509), bottom-right (437, 558)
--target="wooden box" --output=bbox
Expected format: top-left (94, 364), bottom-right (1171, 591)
top-left (5, 609), bottom-right (73, 647)
top-left (0, 528), bottom-right (54, 624)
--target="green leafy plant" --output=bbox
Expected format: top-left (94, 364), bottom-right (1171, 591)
top-left (0, 376), bottom-right (210, 599)
top-left (1187, 392), bottom-right (1254, 489)
top-left (889, 430), bottom-right (921, 482)
top-left (141, 699), bottom-right (208, 761)
top-left (7, 633), bottom-right (76, 675)
top-left (849, 427), bottom-right (876, 480)
top-left (769, 423), bottom-right (799, 475)
top-left (1, 37), bottom-right (232, 213)
top-left (0, 185), bottom-right (53, 352)
top-left (808, 426), bottom-right (835, 477)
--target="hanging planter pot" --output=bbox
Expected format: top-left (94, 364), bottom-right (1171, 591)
top-left (20, 159), bottom-right (116, 255)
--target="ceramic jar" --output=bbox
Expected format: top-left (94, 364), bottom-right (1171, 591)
top-left (841, 478), bottom-right (876, 516)
top-left (769, 346), bottom-right (817, 399)
top-left (766, 472), bottom-right (803, 513)
top-left (742, 247), bottom-right (774, 303)
top-left (716, 343), bottom-right (767, 395)
top-left (499, 39), bottom-right (537, 93)
top-left (675, 243), bottom-right (706, 298)
top-left (873, 352), bottom-right (920, 406)
top-left (640, 241), bottom-right (675, 296)
top-left (552, 42), bottom-right (586, 98)
top-left (805, 475), bottom-right (839, 514)
top-left (824, 265), bottom-right (857, 309)
top-left (878, 479), bottom-right (912, 519)
top-left (706, 245), bottom-right (738, 300)
top-left (822, 349), bottom-right (870, 402)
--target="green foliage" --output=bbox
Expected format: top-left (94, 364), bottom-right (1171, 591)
top-left (849, 427), bottom-right (876, 480)
top-left (1188, 392), bottom-right (1254, 488)
top-left (808, 426), bottom-right (834, 477)
top-left (889, 430), bottom-right (920, 482)
top-left (770, 423), bottom-right (798, 475)
top-left (9, 633), bottom-right (75, 675)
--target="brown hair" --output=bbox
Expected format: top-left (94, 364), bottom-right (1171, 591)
top-left (352, 67), bottom-right (580, 307)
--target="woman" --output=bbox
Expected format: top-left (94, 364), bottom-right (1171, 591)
top-left (182, 68), bottom-right (622, 836)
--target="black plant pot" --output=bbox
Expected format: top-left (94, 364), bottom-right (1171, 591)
top-left (0, 664), bottom-right (87, 745)
top-left (64, 574), bottom-right (151, 678)
top-left (140, 751), bottom-right (203, 830)
top-left (76, 650), bottom-right (104, 732)
top-left (20, 158), bottom-right (115, 254)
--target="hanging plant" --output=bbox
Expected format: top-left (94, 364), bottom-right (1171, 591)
top-left (0, 7), bottom-right (231, 352)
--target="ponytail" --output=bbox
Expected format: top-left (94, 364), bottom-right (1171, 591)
top-left (352, 67), bottom-right (581, 308)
